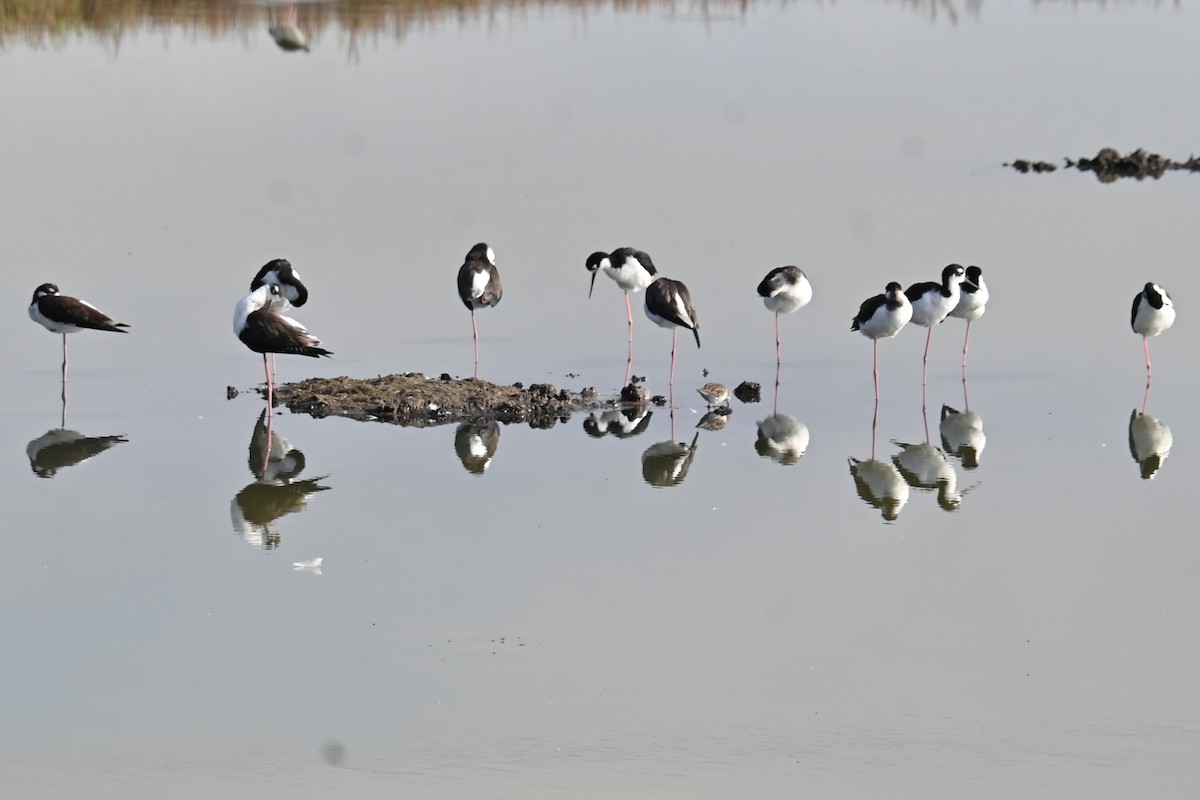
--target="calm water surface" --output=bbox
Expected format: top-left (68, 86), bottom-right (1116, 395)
top-left (3, 1), bottom-right (1200, 797)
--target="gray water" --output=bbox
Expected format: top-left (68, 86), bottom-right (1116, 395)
top-left (3, 1), bottom-right (1200, 797)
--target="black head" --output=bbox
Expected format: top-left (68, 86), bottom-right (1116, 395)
top-left (465, 243), bottom-right (495, 265)
top-left (32, 283), bottom-right (60, 302)
top-left (586, 251), bottom-right (610, 298)
top-left (884, 281), bottom-right (903, 296)
top-left (942, 264), bottom-right (966, 282)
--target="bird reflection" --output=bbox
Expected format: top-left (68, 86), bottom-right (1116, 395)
top-left (755, 364), bottom-right (809, 465)
top-left (1129, 382), bottom-right (1172, 480)
top-left (26, 376), bottom-right (127, 478)
top-left (642, 433), bottom-right (700, 488)
top-left (892, 439), bottom-right (960, 511)
top-left (848, 399), bottom-right (908, 521)
top-left (231, 409), bottom-right (330, 550)
top-left (641, 394), bottom-right (699, 487)
top-left (583, 407), bottom-right (653, 439)
top-left (939, 375), bottom-right (986, 468)
top-left (269, 3), bottom-right (310, 52)
top-left (454, 422), bottom-right (501, 474)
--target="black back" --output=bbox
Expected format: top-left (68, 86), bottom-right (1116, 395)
top-left (610, 247), bottom-right (657, 277)
top-left (457, 243), bottom-right (503, 310)
top-left (757, 266), bottom-right (803, 298)
top-left (645, 277), bottom-right (700, 348)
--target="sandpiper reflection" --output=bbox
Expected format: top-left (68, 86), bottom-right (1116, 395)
top-left (231, 409), bottom-right (330, 550)
top-left (454, 422), bottom-right (501, 474)
top-left (755, 364), bottom-right (808, 465)
top-left (1129, 383), bottom-right (1172, 480)
top-left (583, 407), bottom-right (653, 439)
top-left (26, 377), bottom-right (127, 478)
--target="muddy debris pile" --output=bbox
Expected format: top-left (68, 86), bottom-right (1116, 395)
top-left (272, 373), bottom-right (605, 428)
top-left (1006, 148), bottom-right (1200, 182)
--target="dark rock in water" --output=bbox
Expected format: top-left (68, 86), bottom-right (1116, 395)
top-left (650, 394), bottom-right (668, 407)
top-left (734, 381), bottom-right (761, 404)
top-left (226, 386), bottom-right (239, 400)
top-left (620, 383), bottom-right (648, 405)
top-left (272, 373), bottom-right (610, 428)
top-left (1010, 147), bottom-right (1200, 182)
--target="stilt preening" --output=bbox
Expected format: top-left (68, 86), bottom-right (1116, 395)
top-left (905, 264), bottom-right (967, 385)
top-left (234, 284), bottom-right (332, 406)
top-left (757, 266), bottom-right (812, 364)
top-left (851, 281), bottom-right (912, 402)
top-left (28, 283), bottom-right (130, 381)
top-left (948, 265), bottom-right (987, 370)
top-left (251, 258), bottom-right (310, 384)
top-left (457, 242), bottom-right (503, 378)
top-left (644, 276), bottom-right (700, 388)
top-left (1131, 282), bottom-right (1175, 379)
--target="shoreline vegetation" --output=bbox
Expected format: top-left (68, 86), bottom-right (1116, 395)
top-left (0, 0), bottom-right (1181, 48)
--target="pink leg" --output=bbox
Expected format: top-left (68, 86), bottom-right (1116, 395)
top-left (262, 354), bottom-right (274, 407)
top-left (870, 397), bottom-right (879, 461)
top-left (1142, 378), bottom-right (1151, 415)
top-left (962, 320), bottom-right (972, 370)
top-left (262, 409), bottom-right (274, 477)
top-left (472, 309), bottom-right (480, 378)
top-left (922, 383), bottom-right (931, 443)
top-left (873, 339), bottom-right (880, 403)
top-left (773, 360), bottom-right (781, 416)
top-left (775, 312), bottom-right (782, 365)
top-left (1143, 336), bottom-right (1152, 377)
top-left (669, 328), bottom-right (678, 387)
top-left (61, 334), bottom-right (69, 384)
top-left (625, 292), bottom-right (634, 347)
top-left (922, 326), bottom-right (933, 386)
top-left (271, 353), bottom-right (278, 386)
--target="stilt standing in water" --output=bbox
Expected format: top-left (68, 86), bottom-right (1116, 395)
top-left (251, 258), bottom-right (310, 385)
top-left (851, 282), bottom-right (912, 402)
top-left (28, 283), bottom-right (129, 382)
top-left (234, 284), bottom-right (332, 407)
top-left (457, 243), bottom-right (503, 379)
top-left (757, 266), bottom-right (812, 364)
top-left (1131, 282), bottom-right (1174, 379)
top-left (644, 277), bottom-right (700, 389)
top-left (948, 265), bottom-right (988, 370)
top-left (904, 264), bottom-right (967, 386)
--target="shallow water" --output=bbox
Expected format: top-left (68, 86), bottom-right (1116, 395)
top-left (3, 1), bottom-right (1200, 797)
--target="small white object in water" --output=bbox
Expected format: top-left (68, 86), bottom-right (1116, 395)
top-left (293, 557), bottom-right (323, 574)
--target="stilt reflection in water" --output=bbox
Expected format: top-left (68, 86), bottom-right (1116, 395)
top-left (893, 402), bottom-right (966, 511)
top-left (940, 376), bottom-right (986, 469)
top-left (230, 409), bottom-right (330, 550)
top-left (641, 391), bottom-right (700, 488)
top-left (25, 375), bottom-right (127, 479)
top-left (848, 400), bottom-right (908, 521)
top-left (755, 362), bottom-right (809, 465)
top-left (1129, 383), bottom-right (1173, 480)
top-left (268, 2), bottom-right (310, 51)
top-left (454, 422), bottom-right (501, 475)
top-left (583, 407), bottom-right (653, 439)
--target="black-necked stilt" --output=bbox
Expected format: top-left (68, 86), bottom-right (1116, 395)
top-left (457, 242), bottom-right (503, 377)
top-left (26, 429), bottom-right (128, 479)
top-left (757, 266), bottom-right (812, 364)
top-left (644, 276), bottom-right (700, 387)
top-left (948, 265), bottom-right (987, 370)
top-left (28, 283), bottom-right (129, 380)
top-left (696, 382), bottom-right (729, 407)
top-left (905, 264), bottom-right (967, 385)
top-left (851, 281), bottom-right (912, 401)
top-left (234, 284), bottom-right (332, 405)
top-left (583, 407), bottom-right (653, 439)
top-left (251, 258), bottom-right (310, 384)
top-left (587, 247), bottom-right (657, 384)
top-left (1131, 282), bottom-right (1175, 377)
top-left (641, 433), bottom-right (700, 488)
top-left (1128, 407), bottom-right (1173, 480)
top-left (251, 258), bottom-right (308, 308)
